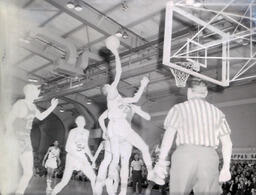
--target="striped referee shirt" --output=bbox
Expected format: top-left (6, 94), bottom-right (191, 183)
top-left (164, 98), bottom-right (231, 148)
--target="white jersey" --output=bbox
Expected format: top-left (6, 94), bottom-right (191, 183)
top-left (66, 128), bottom-right (89, 154)
top-left (48, 147), bottom-right (60, 159)
top-left (107, 94), bottom-right (131, 120)
top-left (45, 146), bottom-right (60, 169)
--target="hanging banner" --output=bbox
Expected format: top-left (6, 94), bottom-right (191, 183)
top-left (231, 153), bottom-right (256, 160)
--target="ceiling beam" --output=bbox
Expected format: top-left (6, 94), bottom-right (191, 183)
top-left (39, 10), bottom-right (62, 27)
top-left (45, 0), bottom-right (132, 49)
top-left (29, 62), bottom-right (52, 74)
top-left (36, 60), bottom-right (160, 102)
top-left (13, 53), bottom-right (34, 67)
top-left (62, 24), bottom-right (85, 38)
top-left (22, 0), bottom-right (35, 8)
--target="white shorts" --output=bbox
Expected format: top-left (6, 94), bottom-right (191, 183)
top-left (45, 159), bottom-right (57, 169)
top-left (108, 119), bottom-right (131, 138)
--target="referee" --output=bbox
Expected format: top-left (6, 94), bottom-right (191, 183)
top-left (152, 78), bottom-right (233, 195)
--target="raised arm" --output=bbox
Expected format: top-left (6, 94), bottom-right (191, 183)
top-left (110, 50), bottom-right (122, 89)
top-left (105, 35), bottom-right (122, 89)
top-left (36, 98), bottom-right (58, 121)
top-left (123, 77), bottom-right (149, 104)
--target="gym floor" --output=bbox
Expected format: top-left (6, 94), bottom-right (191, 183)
top-left (24, 176), bottom-right (163, 195)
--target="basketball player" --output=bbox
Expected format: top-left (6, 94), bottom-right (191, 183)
top-left (51, 116), bottom-right (96, 195)
top-left (151, 78), bottom-right (233, 194)
top-left (5, 84), bottom-right (58, 195)
top-left (101, 36), bottom-right (153, 194)
top-left (98, 86), bottom-right (151, 195)
top-left (42, 140), bottom-right (61, 191)
top-left (95, 109), bottom-right (132, 195)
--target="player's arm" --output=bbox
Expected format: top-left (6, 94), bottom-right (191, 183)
top-left (92, 142), bottom-right (104, 163)
top-left (42, 147), bottom-right (51, 166)
top-left (57, 149), bottom-right (61, 166)
top-left (98, 110), bottom-right (108, 137)
top-left (219, 118), bottom-right (232, 182)
top-left (35, 98), bottom-right (58, 121)
top-left (83, 134), bottom-right (94, 161)
top-left (65, 130), bottom-right (76, 154)
top-left (129, 161), bottom-right (134, 177)
top-left (123, 77), bottom-right (149, 104)
top-left (110, 49), bottom-right (122, 89)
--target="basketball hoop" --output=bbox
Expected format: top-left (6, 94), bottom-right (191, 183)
top-left (170, 61), bottom-right (197, 87)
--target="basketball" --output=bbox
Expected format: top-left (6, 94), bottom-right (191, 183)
top-left (105, 35), bottom-right (120, 51)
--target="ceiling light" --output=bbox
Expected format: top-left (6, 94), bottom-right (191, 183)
top-left (86, 99), bottom-right (92, 105)
top-left (66, 1), bottom-right (75, 9)
top-left (59, 108), bottom-right (64, 112)
top-left (74, 3), bottom-right (83, 11)
top-left (122, 31), bottom-right (129, 39)
top-left (121, 0), bottom-right (128, 11)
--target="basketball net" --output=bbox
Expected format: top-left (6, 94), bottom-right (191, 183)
top-left (170, 61), bottom-right (199, 87)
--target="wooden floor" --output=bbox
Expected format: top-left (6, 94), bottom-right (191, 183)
top-left (23, 176), bottom-right (163, 195)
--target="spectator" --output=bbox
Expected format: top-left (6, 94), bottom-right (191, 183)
top-left (222, 160), bottom-right (256, 195)
top-left (130, 154), bottom-right (144, 195)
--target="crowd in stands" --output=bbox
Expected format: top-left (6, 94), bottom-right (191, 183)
top-left (221, 160), bottom-right (256, 195)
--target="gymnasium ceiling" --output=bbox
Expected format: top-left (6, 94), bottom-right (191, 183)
top-left (7, 0), bottom-right (256, 113)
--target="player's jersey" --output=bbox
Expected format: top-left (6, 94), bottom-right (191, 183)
top-left (71, 129), bottom-right (89, 153)
top-left (13, 100), bottom-right (37, 138)
top-left (107, 94), bottom-right (132, 120)
top-left (48, 147), bottom-right (60, 160)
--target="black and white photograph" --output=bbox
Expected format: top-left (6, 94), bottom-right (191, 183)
top-left (0, 0), bottom-right (256, 195)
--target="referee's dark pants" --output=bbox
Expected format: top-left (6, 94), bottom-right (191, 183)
top-left (169, 145), bottom-right (222, 195)
top-left (132, 170), bottom-right (142, 193)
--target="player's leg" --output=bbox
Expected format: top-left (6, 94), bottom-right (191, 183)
top-left (145, 181), bottom-right (155, 195)
top-left (119, 142), bottom-right (132, 195)
top-left (124, 128), bottom-right (152, 171)
top-left (46, 167), bottom-right (55, 190)
top-left (80, 159), bottom-right (96, 194)
top-left (15, 151), bottom-right (34, 194)
top-left (137, 171), bottom-right (142, 194)
top-left (95, 150), bottom-right (112, 195)
top-left (108, 136), bottom-right (120, 180)
top-left (132, 171), bottom-right (140, 194)
top-left (106, 136), bottom-right (120, 195)
top-left (51, 155), bottom-right (73, 195)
